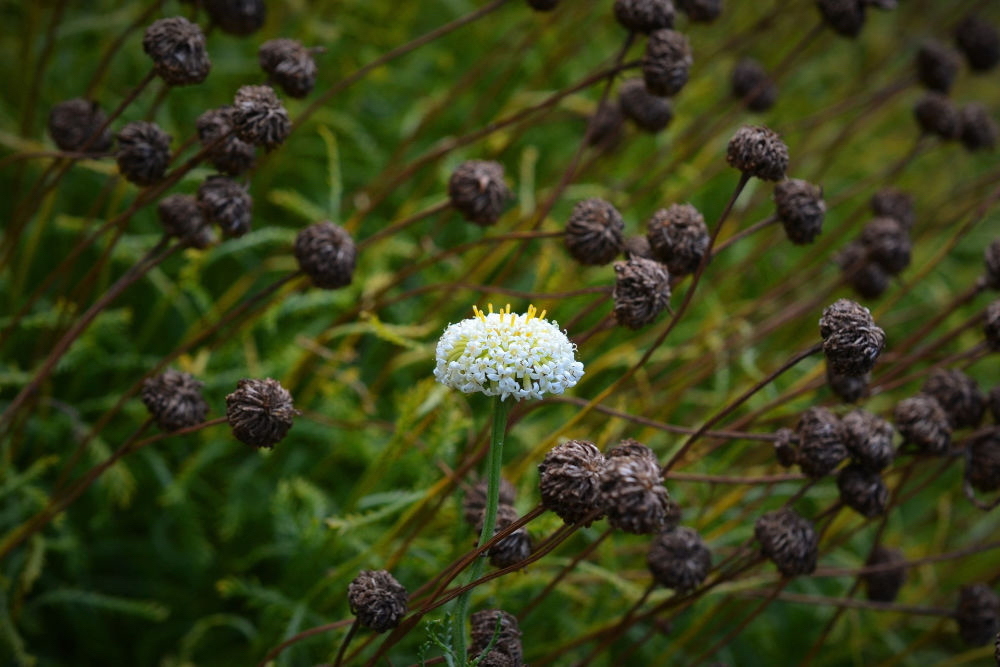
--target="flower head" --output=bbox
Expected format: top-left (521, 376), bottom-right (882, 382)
top-left (434, 304), bottom-right (584, 401)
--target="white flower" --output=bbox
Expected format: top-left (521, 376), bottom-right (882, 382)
top-left (434, 304), bottom-right (585, 401)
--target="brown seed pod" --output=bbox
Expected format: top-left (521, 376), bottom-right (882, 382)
top-left (816, 0), bottom-right (865, 38)
top-left (837, 464), bottom-right (888, 517)
top-left (225, 377), bottom-right (296, 449)
top-left (599, 454), bottom-right (673, 534)
top-left (967, 428), bottom-right (1000, 493)
top-left (955, 14), bottom-right (1000, 72)
top-left (47, 99), bottom-right (113, 153)
top-left (527, 0), bottom-right (560, 10)
top-left (619, 78), bottom-right (673, 133)
top-left (347, 570), bottom-right (408, 633)
top-left (463, 476), bottom-right (517, 527)
top-left (837, 241), bottom-right (890, 299)
top-left (755, 507), bottom-right (818, 576)
top-left (564, 198), bottom-right (625, 265)
top-left (870, 187), bottom-right (915, 230)
top-left (676, 0), bottom-right (722, 22)
top-left (587, 101), bottom-right (626, 151)
top-left (476, 504), bottom-right (532, 569)
top-left (914, 92), bottom-right (961, 140)
top-left (115, 121), bottom-right (171, 186)
top-left (232, 85), bottom-right (290, 149)
top-left (893, 394), bottom-right (952, 454)
top-left (538, 440), bottom-right (606, 525)
top-left (613, 0), bottom-right (675, 33)
top-left (259, 39), bottom-right (317, 99)
top-left (795, 407), bottom-right (848, 478)
top-left (987, 301), bottom-right (1000, 351)
top-left (642, 29), bottom-right (692, 96)
top-left (198, 176), bottom-right (252, 238)
top-left (819, 299), bottom-right (886, 377)
top-left (987, 240), bottom-right (1000, 290)
top-left (726, 125), bottom-right (789, 182)
top-left (922, 369), bottom-right (985, 430)
top-left (624, 234), bottom-right (655, 260)
top-left (140, 369), bottom-right (209, 433)
top-left (841, 409), bottom-right (894, 471)
top-left (773, 428), bottom-right (798, 468)
top-left (204, 0), bottom-right (266, 36)
top-left (863, 546), bottom-right (906, 602)
top-left (195, 106), bottom-right (257, 176)
top-left (294, 221), bottom-right (357, 289)
top-left (470, 610), bottom-right (523, 666)
top-left (448, 160), bottom-right (511, 226)
top-left (606, 438), bottom-right (658, 462)
top-left (959, 103), bottom-right (998, 152)
top-left (956, 584), bottom-right (1000, 647)
top-left (613, 256), bottom-right (672, 330)
top-left (827, 366), bottom-right (871, 404)
top-left (860, 217), bottom-right (911, 275)
top-left (730, 58), bottom-right (777, 112)
top-left (916, 39), bottom-right (960, 93)
top-left (646, 203), bottom-right (709, 275)
top-left (774, 179), bottom-right (825, 244)
top-left (646, 527), bottom-right (712, 593)
top-left (156, 194), bottom-right (216, 250)
top-left (142, 17), bottom-right (211, 86)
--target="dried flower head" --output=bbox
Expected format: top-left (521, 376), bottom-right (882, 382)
top-left (259, 39), bottom-right (317, 99)
top-left (646, 203), bottom-right (709, 276)
top-left (755, 507), bottom-right (818, 576)
top-left (204, 0), bottom-right (267, 36)
top-left (140, 369), bottom-right (209, 432)
top-left (916, 39), bottom-right (960, 93)
top-left (434, 305), bottom-right (584, 401)
top-left (448, 160), bottom-right (511, 226)
top-left (48, 99), bottom-right (113, 153)
top-left (894, 394), bottom-right (951, 455)
top-left (864, 546), bottom-right (906, 602)
top-left (827, 366), bottom-right (871, 404)
top-left (642, 29), bottom-right (693, 96)
top-left (538, 440), bottom-right (605, 525)
top-left (816, 0), bottom-right (865, 38)
top-left (470, 610), bottom-right (523, 666)
top-left (819, 299), bottom-right (886, 377)
top-left (676, 0), bottom-right (722, 22)
top-left (564, 198), bottom-right (625, 265)
top-left (527, 0), bottom-right (560, 10)
top-left (726, 125), bottom-right (789, 182)
top-left (646, 527), bottom-right (712, 593)
top-left (870, 187), bottom-right (915, 230)
top-left (955, 14), bottom-right (1000, 72)
top-left (956, 584), bottom-right (1000, 647)
top-left (613, 256), bottom-right (672, 330)
top-left (774, 179), bottom-right (825, 244)
top-left (987, 240), bottom-right (1000, 290)
top-left (837, 241), bottom-right (890, 299)
top-left (773, 428), bottom-right (798, 468)
top-left (476, 504), bottom-right (532, 569)
top-left (463, 476), bottom-right (517, 526)
top-left (795, 407), bottom-right (848, 478)
top-left (731, 58), bottom-right (778, 112)
top-left (347, 570), bottom-right (408, 633)
top-left (606, 438), bottom-right (658, 462)
top-left (294, 221), bottom-right (357, 289)
top-left (959, 103), bottom-right (998, 152)
top-left (914, 92), bottom-right (961, 140)
top-left (837, 464), bottom-right (888, 517)
top-left (157, 194), bottom-right (216, 250)
top-left (618, 78), bottom-right (674, 133)
top-left (599, 453), bottom-right (672, 534)
top-left (922, 368), bottom-right (985, 429)
top-left (967, 429), bottom-right (1000, 493)
top-left (841, 409), bottom-right (894, 471)
top-left (115, 121), bottom-right (171, 186)
top-left (232, 85), bottom-right (290, 149)
top-left (587, 101), bottom-right (626, 151)
top-left (142, 17), bottom-right (211, 86)
top-left (198, 175), bottom-right (252, 238)
top-left (225, 378), bottom-right (296, 449)
top-left (986, 301), bottom-right (1000, 351)
top-left (990, 387), bottom-right (1000, 424)
top-left (195, 107), bottom-right (257, 176)
top-left (613, 0), bottom-right (675, 33)
top-left (624, 234), bottom-right (655, 260)
top-left (860, 217), bottom-right (911, 275)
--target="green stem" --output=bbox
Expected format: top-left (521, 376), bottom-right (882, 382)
top-left (452, 395), bottom-right (511, 664)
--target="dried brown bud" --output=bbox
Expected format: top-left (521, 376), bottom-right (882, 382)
top-left (142, 17), bottom-right (211, 86)
top-left (646, 203), bottom-right (708, 275)
top-left (115, 122), bottom-right (171, 186)
top-left (860, 217), bottom-right (911, 275)
top-left (774, 179), bottom-right (825, 244)
top-left (347, 570), bottom-right (408, 633)
top-left (259, 39), bottom-right (317, 99)
top-left (987, 301), bottom-right (1000, 351)
top-left (837, 241), bottom-right (890, 299)
top-left (48, 99), bottom-right (113, 153)
top-left (955, 15), bottom-right (1000, 72)
top-left (837, 464), bottom-right (888, 517)
top-left (619, 78), bottom-right (674, 133)
top-left (538, 440), bottom-right (605, 525)
top-left (642, 29), bottom-right (692, 96)
top-left (587, 102), bottom-right (626, 151)
top-left (774, 428), bottom-right (798, 468)
top-left (606, 438), bottom-right (658, 462)
top-left (157, 194), bottom-right (216, 249)
top-left (463, 477), bottom-right (517, 526)
top-left (916, 39), bottom-right (960, 93)
top-left (987, 241), bottom-right (1000, 290)
top-left (647, 527), bottom-right (712, 592)
top-left (232, 85), bottom-right (290, 149)
top-left (726, 125), bottom-right (789, 182)
top-left (795, 407), bottom-right (848, 478)
top-left (448, 160), bottom-right (511, 226)
top-left (990, 386), bottom-right (1000, 424)
top-left (624, 234), bottom-right (655, 260)
top-left (198, 175), bottom-right (252, 238)
top-left (922, 368), bottom-right (985, 429)
top-left (470, 610), bottom-right (523, 666)
top-left (140, 369), bottom-right (209, 432)
top-left (204, 0), bottom-right (266, 36)
top-left (827, 366), bottom-right (871, 404)
top-left (565, 198), bottom-right (625, 265)
top-left (914, 92), bottom-right (961, 140)
top-left (600, 453), bottom-right (672, 534)
top-left (956, 584), bottom-right (1000, 647)
top-left (676, 0), bottom-right (722, 22)
top-left (527, 0), bottom-right (560, 10)
top-left (613, 256), bottom-right (672, 330)
top-left (967, 428), bottom-right (1000, 493)
top-left (959, 103), bottom-right (998, 152)
top-left (476, 504), bottom-right (532, 569)
top-left (870, 187), bottom-right (915, 230)
top-left (731, 58), bottom-right (777, 112)
top-left (755, 507), bottom-right (818, 576)
top-left (614, 0), bottom-right (675, 33)
top-left (817, 0), bottom-right (865, 38)
top-left (894, 394), bottom-right (951, 454)
top-left (863, 546), bottom-right (906, 602)
top-left (225, 378), bottom-right (296, 449)
top-left (196, 106), bottom-right (257, 176)
top-left (819, 299), bottom-right (886, 377)
top-left (294, 221), bottom-right (357, 289)
top-left (841, 409), bottom-right (894, 471)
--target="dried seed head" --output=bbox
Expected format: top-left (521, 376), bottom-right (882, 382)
top-left (676, 0), bottom-right (722, 22)
top-left (990, 387), bottom-right (1000, 424)
top-left (731, 58), bottom-right (778, 112)
top-left (837, 464), bottom-right (888, 517)
top-left (922, 368), bottom-right (985, 429)
top-left (587, 101), bottom-right (626, 151)
top-left (538, 440), bottom-right (606, 525)
top-left (613, 0), bottom-right (675, 33)
top-left (819, 299), bottom-right (886, 377)
top-left (959, 103), bottom-right (998, 152)
top-left (796, 407), bottom-right (848, 478)
top-left (195, 106), bottom-right (257, 176)
top-left (198, 175), bottom-right (252, 237)
top-left (613, 256), bottom-right (672, 330)
top-left (294, 221), bottom-right (357, 289)
top-left (599, 453), bottom-right (673, 534)
top-left (527, 0), bottom-right (560, 10)
top-left (606, 438), bottom-right (658, 462)
top-left (463, 476), bottom-right (517, 526)
top-left (828, 366), bottom-right (871, 404)
top-left (837, 241), bottom-right (890, 299)
top-left (967, 429), bottom-right (1000, 493)
top-left (955, 15), bottom-right (1000, 72)
top-left (774, 428), bottom-right (798, 468)
top-left (755, 507), bottom-right (818, 576)
top-left (956, 584), bottom-right (1000, 647)
top-left (987, 240), bottom-right (1000, 289)
top-left (347, 570), bottom-right (408, 633)
top-left (204, 0), bottom-right (267, 36)
top-left (225, 378), bottom-right (296, 449)
top-left (115, 121), bottom-right (171, 186)
top-left (841, 409), bottom-right (894, 471)
top-left (774, 179), bottom-right (825, 244)
top-left (624, 234), bottom-right (655, 260)
top-left (870, 187), bottom-right (915, 230)
top-left (448, 160), bottom-right (511, 226)
top-left (642, 29), bottom-right (693, 96)
top-left (140, 369), bottom-right (209, 432)
top-left (726, 125), bottom-right (789, 182)
top-left (817, 0), bottom-right (865, 38)
top-left (986, 301), bottom-right (1000, 351)
top-left (232, 85), bottom-right (290, 149)
top-left (142, 17), bottom-right (211, 86)
top-left (864, 546), bottom-right (906, 602)
top-left (860, 217), bottom-right (911, 275)
top-left (916, 39), bottom-right (961, 93)
top-left (259, 39), bottom-right (317, 99)
top-left (647, 527), bottom-right (712, 593)
top-left (157, 194), bottom-right (216, 250)
top-left (476, 504), bottom-right (532, 569)
top-left (894, 394), bottom-right (952, 454)
top-left (470, 610), bottom-right (523, 666)
top-left (914, 92), bottom-right (961, 140)
top-left (646, 203), bottom-right (708, 275)
top-left (48, 99), bottom-right (113, 153)
top-left (565, 198), bottom-right (625, 265)
top-left (619, 78), bottom-right (674, 133)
